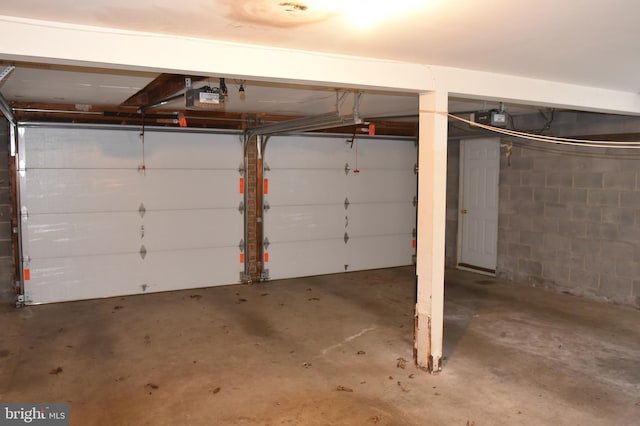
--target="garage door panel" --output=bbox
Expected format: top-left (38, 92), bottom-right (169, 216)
top-left (351, 139), bottom-right (416, 168)
top-left (346, 235), bottom-right (414, 272)
top-left (144, 131), bottom-right (242, 169)
top-left (347, 203), bottom-right (415, 236)
top-left (22, 127), bottom-right (141, 169)
top-left (144, 248), bottom-right (240, 290)
top-left (143, 210), bottom-right (242, 250)
top-left (266, 205), bottom-right (345, 242)
top-left (266, 136), bottom-right (347, 168)
top-left (265, 134), bottom-right (416, 280)
top-left (24, 212), bottom-right (140, 258)
top-left (346, 170), bottom-right (416, 203)
top-left (142, 170), bottom-right (239, 210)
top-left (267, 169), bottom-right (345, 206)
top-left (19, 125), bottom-right (243, 304)
top-left (266, 240), bottom-right (345, 279)
top-left (22, 169), bottom-right (142, 214)
top-left (25, 255), bottom-right (145, 304)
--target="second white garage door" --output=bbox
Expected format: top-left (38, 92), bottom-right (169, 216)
top-left (263, 134), bottom-right (417, 280)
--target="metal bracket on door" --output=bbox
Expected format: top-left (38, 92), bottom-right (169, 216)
top-left (344, 163), bottom-right (351, 175)
top-left (344, 232), bottom-right (349, 244)
top-left (344, 198), bottom-right (350, 210)
top-left (16, 293), bottom-right (26, 308)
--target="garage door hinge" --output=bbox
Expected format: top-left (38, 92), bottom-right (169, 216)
top-left (412, 228), bottom-right (417, 238)
top-left (238, 201), bottom-right (245, 214)
top-left (263, 162), bottom-right (270, 172)
top-left (263, 237), bottom-right (270, 250)
top-left (22, 256), bottom-right (31, 267)
top-left (238, 163), bottom-right (245, 176)
top-left (139, 245), bottom-right (147, 260)
top-left (344, 232), bottom-right (349, 244)
top-left (239, 239), bottom-right (245, 252)
top-left (139, 203), bottom-right (146, 218)
top-left (263, 201), bottom-right (270, 212)
top-left (20, 206), bottom-right (28, 220)
top-left (344, 198), bottom-right (350, 210)
top-left (414, 164), bottom-right (418, 174)
top-left (412, 196), bottom-right (417, 207)
top-left (344, 163), bottom-right (351, 175)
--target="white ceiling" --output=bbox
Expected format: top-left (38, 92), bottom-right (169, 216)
top-left (1, 0), bottom-right (638, 118)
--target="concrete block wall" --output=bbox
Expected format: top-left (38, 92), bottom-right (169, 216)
top-left (0, 118), bottom-right (15, 304)
top-left (496, 141), bottom-right (640, 307)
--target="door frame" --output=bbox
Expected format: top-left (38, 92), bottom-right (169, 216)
top-left (456, 137), bottom-right (500, 276)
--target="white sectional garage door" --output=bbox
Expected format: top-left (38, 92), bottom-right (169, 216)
top-left (264, 134), bottom-right (416, 280)
top-left (18, 124), bottom-right (244, 304)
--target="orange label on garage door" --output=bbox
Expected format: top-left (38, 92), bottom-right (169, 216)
top-left (264, 252), bottom-right (269, 263)
top-left (240, 253), bottom-right (245, 264)
top-left (412, 239), bottom-right (416, 249)
top-left (264, 178), bottom-right (269, 194)
top-left (24, 268), bottom-right (31, 280)
top-left (239, 177), bottom-right (245, 194)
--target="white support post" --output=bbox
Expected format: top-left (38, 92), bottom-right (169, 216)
top-left (414, 90), bottom-right (448, 373)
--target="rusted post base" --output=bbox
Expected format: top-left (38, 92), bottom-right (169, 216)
top-left (414, 309), bottom-right (442, 374)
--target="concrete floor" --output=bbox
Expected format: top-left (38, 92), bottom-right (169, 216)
top-left (1, 267), bottom-right (639, 425)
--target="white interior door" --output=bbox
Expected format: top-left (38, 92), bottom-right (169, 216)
top-left (264, 134), bottom-right (416, 280)
top-left (19, 124), bottom-right (244, 304)
top-left (458, 137), bottom-right (500, 273)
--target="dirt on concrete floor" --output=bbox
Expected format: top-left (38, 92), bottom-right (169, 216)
top-left (0, 267), bottom-right (639, 425)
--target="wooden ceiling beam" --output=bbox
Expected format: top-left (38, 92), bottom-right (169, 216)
top-left (120, 74), bottom-right (208, 107)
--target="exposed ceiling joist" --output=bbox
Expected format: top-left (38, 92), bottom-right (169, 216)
top-left (121, 74), bottom-right (207, 107)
